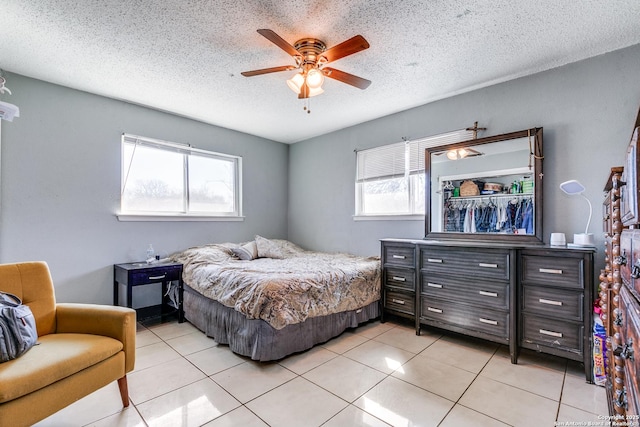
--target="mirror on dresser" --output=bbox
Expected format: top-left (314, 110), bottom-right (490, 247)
top-left (425, 128), bottom-right (544, 244)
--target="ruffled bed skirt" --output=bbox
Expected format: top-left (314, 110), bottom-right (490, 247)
top-left (184, 285), bottom-right (381, 361)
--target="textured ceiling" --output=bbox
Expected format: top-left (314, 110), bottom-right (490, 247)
top-left (1, 1), bottom-right (639, 143)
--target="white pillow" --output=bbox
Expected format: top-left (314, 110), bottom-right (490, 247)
top-left (232, 241), bottom-right (258, 260)
top-left (255, 235), bottom-right (284, 259)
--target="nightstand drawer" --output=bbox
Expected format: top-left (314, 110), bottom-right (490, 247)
top-left (384, 290), bottom-right (415, 315)
top-left (385, 267), bottom-right (415, 291)
top-left (522, 286), bottom-right (583, 321)
top-left (130, 266), bottom-right (182, 285)
top-left (521, 315), bottom-right (582, 353)
top-left (383, 244), bottom-right (415, 267)
top-left (520, 255), bottom-right (583, 289)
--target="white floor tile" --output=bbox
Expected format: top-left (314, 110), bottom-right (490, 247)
top-left (459, 375), bottom-right (558, 427)
top-left (210, 361), bottom-right (296, 403)
top-left (278, 345), bottom-right (339, 375)
top-left (133, 341), bottom-right (182, 372)
top-left (303, 355), bottom-right (386, 402)
top-left (128, 357), bottom-right (206, 404)
top-left (392, 354), bottom-right (476, 401)
top-left (246, 377), bottom-right (348, 427)
top-left (354, 376), bottom-right (453, 427)
top-left (419, 333), bottom-right (498, 373)
top-left (439, 404), bottom-right (510, 427)
top-left (165, 331), bottom-right (217, 356)
top-left (372, 325), bottom-right (439, 354)
top-left (203, 406), bottom-right (268, 427)
top-left (323, 405), bottom-right (392, 427)
top-left (136, 378), bottom-right (240, 426)
top-left (185, 344), bottom-right (247, 376)
top-left (343, 339), bottom-right (415, 374)
top-left (481, 352), bottom-right (565, 400)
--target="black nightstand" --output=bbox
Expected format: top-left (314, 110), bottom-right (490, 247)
top-left (113, 262), bottom-right (184, 323)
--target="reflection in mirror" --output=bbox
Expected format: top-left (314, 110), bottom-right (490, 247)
top-left (425, 128), bottom-right (543, 244)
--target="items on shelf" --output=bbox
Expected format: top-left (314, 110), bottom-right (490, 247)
top-left (443, 194), bottom-right (534, 234)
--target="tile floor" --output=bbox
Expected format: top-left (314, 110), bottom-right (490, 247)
top-left (34, 317), bottom-right (608, 427)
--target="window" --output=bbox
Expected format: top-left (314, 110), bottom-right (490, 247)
top-left (120, 134), bottom-right (242, 219)
top-left (355, 128), bottom-right (475, 217)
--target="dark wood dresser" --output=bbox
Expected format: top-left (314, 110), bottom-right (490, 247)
top-left (381, 238), bottom-right (595, 381)
top-left (615, 229), bottom-right (640, 416)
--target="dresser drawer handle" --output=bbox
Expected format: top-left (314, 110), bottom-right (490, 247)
top-left (391, 299), bottom-right (406, 305)
top-left (392, 276), bottom-right (406, 282)
top-left (427, 307), bottom-right (443, 313)
top-left (539, 298), bottom-right (563, 306)
top-left (539, 329), bottom-right (563, 338)
top-left (427, 282), bottom-right (443, 288)
top-left (479, 290), bottom-right (498, 297)
top-left (539, 268), bottom-right (563, 275)
top-left (427, 258), bottom-right (443, 263)
top-left (479, 263), bottom-right (498, 268)
top-left (479, 318), bottom-right (498, 325)
top-left (392, 255), bottom-right (406, 259)
top-left (148, 274), bottom-right (167, 280)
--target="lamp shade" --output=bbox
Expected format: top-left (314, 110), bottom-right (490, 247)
top-left (286, 73), bottom-right (305, 94)
top-left (559, 179), bottom-right (586, 195)
top-left (306, 69), bottom-right (324, 89)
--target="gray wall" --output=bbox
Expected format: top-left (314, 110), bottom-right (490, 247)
top-left (0, 73), bottom-right (288, 305)
top-left (3, 43), bottom-right (640, 305)
top-left (289, 44), bottom-right (640, 265)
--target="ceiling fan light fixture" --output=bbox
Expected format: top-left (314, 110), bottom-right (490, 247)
top-left (286, 72), bottom-right (305, 94)
top-left (307, 85), bottom-right (324, 97)
top-left (306, 68), bottom-right (324, 89)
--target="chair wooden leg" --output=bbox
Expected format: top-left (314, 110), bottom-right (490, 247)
top-left (117, 376), bottom-right (130, 407)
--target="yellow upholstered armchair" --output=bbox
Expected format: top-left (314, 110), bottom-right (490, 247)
top-left (0, 262), bottom-right (136, 427)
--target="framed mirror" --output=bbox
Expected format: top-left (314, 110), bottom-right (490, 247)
top-left (425, 128), bottom-right (543, 244)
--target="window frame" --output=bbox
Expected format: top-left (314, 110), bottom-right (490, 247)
top-left (117, 134), bottom-right (243, 222)
top-left (354, 128), bottom-right (476, 220)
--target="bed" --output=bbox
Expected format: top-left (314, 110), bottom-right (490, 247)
top-left (169, 236), bottom-right (381, 361)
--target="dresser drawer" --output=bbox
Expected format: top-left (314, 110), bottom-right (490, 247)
top-left (630, 229), bottom-right (640, 298)
top-left (420, 247), bottom-right (510, 281)
top-left (521, 286), bottom-right (583, 321)
top-left (383, 244), bottom-right (415, 268)
top-left (420, 273), bottom-right (508, 310)
top-left (521, 315), bottom-right (583, 354)
top-left (384, 290), bottom-right (415, 316)
top-left (520, 255), bottom-right (583, 289)
top-left (384, 267), bottom-right (415, 291)
top-left (619, 285), bottom-right (640, 409)
top-left (420, 298), bottom-right (509, 339)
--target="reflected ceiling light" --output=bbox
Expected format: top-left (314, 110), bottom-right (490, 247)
top-left (446, 149), bottom-right (469, 160)
top-left (446, 147), bottom-right (481, 160)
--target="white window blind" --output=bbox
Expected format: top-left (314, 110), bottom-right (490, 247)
top-left (355, 128), bottom-right (476, 216)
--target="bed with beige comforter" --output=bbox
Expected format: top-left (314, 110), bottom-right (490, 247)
top-left (170, 237), bottom-right (381, 360)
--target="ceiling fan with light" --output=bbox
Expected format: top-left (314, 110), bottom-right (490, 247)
top-left (241, 29), bottom-right (371, 100)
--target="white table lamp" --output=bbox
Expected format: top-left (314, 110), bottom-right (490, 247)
top-left (559, 179), bottom-right (594, 246)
